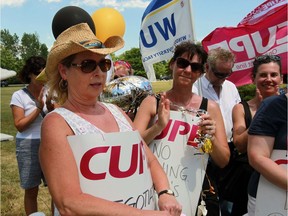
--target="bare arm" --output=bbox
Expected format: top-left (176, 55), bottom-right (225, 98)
top-left (11, 87), bottom-right (45, 132)
top-left (145, 144), bottom-right (182, 214)
top-left (205, 100), bottom-right (230, 168)
top-left (248, 134), bottom-right (287, 190)
top-left (232, 104), bottom-right (249, 153)
top-left (134, 95), bottom-right (170, 144)
top-left (11, 105), bottom-right (43, 132)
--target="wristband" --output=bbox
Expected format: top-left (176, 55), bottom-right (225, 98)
top-left (158, 189), bottom-right (175, 197)
top-left (35, 102), bottom-right (43, 110)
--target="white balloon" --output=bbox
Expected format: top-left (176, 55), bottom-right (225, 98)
top-left (0, 68), bottom-right (16, 80)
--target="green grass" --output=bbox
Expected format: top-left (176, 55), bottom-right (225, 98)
top-left (151, 80), bottom-right (172, 93)
top-left (1, 86), bottom-right (52, 216)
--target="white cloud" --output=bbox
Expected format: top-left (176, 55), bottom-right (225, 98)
top-left (46, 0), bottom-right (62, 2)
top-left (0, 0), bottom-right (26, 7)
top-left (80, 0), bottom-right (150, 11)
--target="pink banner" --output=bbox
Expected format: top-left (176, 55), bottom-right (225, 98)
top-left (202, 0), bottom-right (287, 86)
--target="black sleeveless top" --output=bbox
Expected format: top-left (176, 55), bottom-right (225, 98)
top-left (156, 94), bottom-right (208, 112)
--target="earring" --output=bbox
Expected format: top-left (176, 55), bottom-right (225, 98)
top-left (59, 79), bottom-right (68, 91)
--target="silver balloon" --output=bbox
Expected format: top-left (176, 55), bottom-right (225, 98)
top-left (100, 76), bottom-right (153, 115)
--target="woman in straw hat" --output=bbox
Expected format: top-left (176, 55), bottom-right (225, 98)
top-left (39, 23), bottom-right (182, 216)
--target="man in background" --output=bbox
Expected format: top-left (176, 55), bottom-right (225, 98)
top-left (192, 47), bottom-right (241, 215)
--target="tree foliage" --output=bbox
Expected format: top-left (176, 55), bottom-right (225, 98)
top-left (20, 33), bottom-right (48, 61)
top-left (0, 29), bottom-right (48, 83)
top-left (116, 47), bottom-right (169, 79)
top-left (0, 29), bottom-right (20, 70)
top-left (117, 48), bottom-right (145, 77)
top-left (1, 29), bottom-right (171, 84)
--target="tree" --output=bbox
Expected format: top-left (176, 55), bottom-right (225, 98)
top-left (117, 47), bottom-right (170, 79)
top-left (0, 29), bottom-right (20, 69)
top-left (20, 33), bottom-right (48, 61)
top-left (0, 29), bottom-right (19, 56)
top-left (117, 48), bottom-right (144, 76)
top-left (0, 29), bottom-right (48, 83)
top-left (153, 61), bottom-right (170, 80)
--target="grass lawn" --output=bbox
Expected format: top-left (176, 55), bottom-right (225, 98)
top-left (0, 81), bottom-right (172, 215)
top-left (151, 80), bottom-right (172, 93)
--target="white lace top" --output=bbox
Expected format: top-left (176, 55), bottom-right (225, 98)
top-left (52, 102), bottom-right (133, 135)
top-left (52, 102), bottom-right (136, 216)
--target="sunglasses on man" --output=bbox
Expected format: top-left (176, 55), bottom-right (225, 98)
top-left (71, 59), bottom-right (112, 73)
top-left (212, 68), bottom-right (232, 79)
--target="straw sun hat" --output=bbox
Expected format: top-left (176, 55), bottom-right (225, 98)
top-left (36, 23), bottom-right (124, 81)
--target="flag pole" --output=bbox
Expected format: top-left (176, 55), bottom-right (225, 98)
top-left (187, 0), bottom-right (196, 43)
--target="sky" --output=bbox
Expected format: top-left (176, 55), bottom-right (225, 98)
top-left (1, 0), bottom-right (266, 55)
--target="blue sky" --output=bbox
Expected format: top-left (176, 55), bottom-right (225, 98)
top-left (1, 0), bottom-right (265, 55)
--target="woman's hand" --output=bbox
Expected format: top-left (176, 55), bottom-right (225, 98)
top-left (36, 87), bottom-right (45, 110)
top-left (45, 93), bottom-right (57, 112)
top-left (198, 112), bottom-right (216, 140)
top-left (158, 194), bottom-right (182, 216)
top-left (157, 93), bottom-right (170, 130)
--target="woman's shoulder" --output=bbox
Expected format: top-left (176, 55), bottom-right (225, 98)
top-left (143, 94), bottom-right (158, 103)
top-left (43, 108), bottom-right (70, 124)
top-left (139, 94), bottom-right (158, 110)
top-left (232, 102), bottom-right (245, 113)
top-left (11, 88), bottom-right (25, 97)
top-left (10, 88), bottom-right (30, 106)
top-left (43, 110), bottom-right (64, 122)
top-left (206, 97), bottom-right (218, 108)
top-left (206, 98), bottom-right (222, 115)
top-left (42, 109), bottom-right (71, 132)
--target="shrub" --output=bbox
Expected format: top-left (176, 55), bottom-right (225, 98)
top-left (237, 84), bottom-right (256, 101)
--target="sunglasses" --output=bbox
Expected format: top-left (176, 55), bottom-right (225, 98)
top-left (176, 58), bottom-right (203, 72)
top-left (255, 55), bottom-right (281, 62)
top-left (71, 59), bottom-right (111, 73)
top-left (212, 69), bottom-right (232, 79)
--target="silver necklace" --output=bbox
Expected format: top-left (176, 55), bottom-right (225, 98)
top-left (170, 101), bottom-right (206, 117)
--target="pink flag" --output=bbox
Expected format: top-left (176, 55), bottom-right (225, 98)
top-left (202, 0), bottom-right (287, 86)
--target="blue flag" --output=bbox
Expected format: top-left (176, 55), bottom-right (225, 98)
top-left (139, 0), bottom-right (195, 81)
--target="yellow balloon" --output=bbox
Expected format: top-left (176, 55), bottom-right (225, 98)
top-left (91, 7), bottom-right (126, 42)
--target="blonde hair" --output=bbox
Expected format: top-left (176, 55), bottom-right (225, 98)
top-left (46, 55), bottom-right (75, 105)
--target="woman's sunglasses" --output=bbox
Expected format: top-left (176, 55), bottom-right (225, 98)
top-left (176, 58), bottom-right (203, 72)
top-left (71, 59), bottom-right (112, 73)
top-left (255, 55), bottom-right (281, 62)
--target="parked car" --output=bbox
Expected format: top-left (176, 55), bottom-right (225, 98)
top-left (1, 80), bottom-right (8, 87)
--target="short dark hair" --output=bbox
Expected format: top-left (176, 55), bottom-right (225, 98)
top-left (19, 56), bottom-right (46, 83)
top-left (252, 55), bottom-right (282, 79)
top-left (170, 41), bottom-right (207, 73)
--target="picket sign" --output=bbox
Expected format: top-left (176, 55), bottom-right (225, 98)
top-left (255, 149), bottom-right (288, 216)
top-left (149, 111), bottom-right (209, 216)
top-left (68, 131), bottom-right (156, 210)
